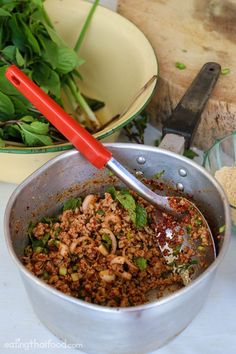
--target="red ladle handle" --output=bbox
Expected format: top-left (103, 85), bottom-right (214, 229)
top-left (5, 65), bottom-right (112, 169)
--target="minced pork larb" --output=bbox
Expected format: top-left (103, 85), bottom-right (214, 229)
top-left (22, 186), bottom-right (211, 307)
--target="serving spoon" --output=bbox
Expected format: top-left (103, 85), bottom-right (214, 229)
top-left (5, 65), bottom-right (216, 281)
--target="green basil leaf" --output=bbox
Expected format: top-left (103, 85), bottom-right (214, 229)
top-left (63, 198), bottom-right (82, 211)
top-left (0, 66), bottom-right (22, 95)
top-left (3, 124), bottom-right (21, 140)
top-left (15, 47), bottom-right (25, 66)
top-left (33, 63), bottom-right (61, 98)
top-left (9, 14), bottom-right (27, 51)
top-left (44, 23), bottom-right (65, 46)
top-left (0, 91), bottom-right (15, 120)
top-left (11, 97), bottom-right (31, 115)
top-left (0, 8), bottom-right (11, 17)
top-left (135, 204), bottom-right (147, 229)
top-left (56, 46), bottom-right (79, 74)
top-left (20, 19), bottom-right (41, 54)
top-left (19, 116), bottom-right (36, 123)
top-left (1, 45), bottom-right (16, 61)
top-left (17, 123), bottom-right (53, 146)
top-left (22, 121), bottom-right (50, 135)
top-left (41, 37), bottom-right (58, 69)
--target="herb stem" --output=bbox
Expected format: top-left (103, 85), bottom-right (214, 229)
top-left (74, 0), bottom-right (100, 52)
top-left (67, 77), bottom-right (100, 129)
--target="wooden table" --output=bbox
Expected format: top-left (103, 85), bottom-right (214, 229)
top-left (118, 0), bottom-right (236, 149)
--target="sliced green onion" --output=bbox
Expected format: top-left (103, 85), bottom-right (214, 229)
top-left (71, 273), bottom-right (79, 282)
top-left (221, 68), bottom-right (230, 75)
top-left (59, 266), bottom-right (67, 276)
top-left (219, 225), bottom-right (226, 233)
top-left (175, 62), bottom-right (186, 70)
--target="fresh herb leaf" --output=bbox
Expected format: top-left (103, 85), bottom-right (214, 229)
top-left (15, 123), bottom-right (53, 146)
top-left (154, 139), bottom-right (160, 147)
top-left (63, 197), bottom-right (82, 211)
top-left (0, 91), bottom-right (15, 121)
top-left (135, 204), bottom-right (147, 229)
top-left (183, 149), bottom-right (199, 159)
top-left (0, 0), bottom-right (101, 146)
top-left (106, 186), bottom-right (117, 200)
top-left (0, 8), bottom-right (11, 17)
top-left (116, 191), bottom-right (136, 213)
top-left (134, 257), bottom-right (147, 271)
top-left (56, 45), bottom-right (81, 74)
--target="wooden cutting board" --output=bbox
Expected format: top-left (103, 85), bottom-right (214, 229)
top-left (118, 0), bottom-right (236, 149)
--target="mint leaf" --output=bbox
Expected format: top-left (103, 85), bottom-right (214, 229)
top-left (15, 47), bottom-right (25, 66)
top-left (135, 204), bottom-right (147, 229)
top-left (116, 191), bottom-right (136, 212)
top-left (134, 257), bottom-right (147, 271)
top-left (63, 198), bottom-right (82, 211)
top-left (106, 186), bottom-right (117, 199)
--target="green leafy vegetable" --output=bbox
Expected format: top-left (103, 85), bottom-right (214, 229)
top-left (106, 186), bottom-right (117, 200)
top-left (0, 0), bottom-right (101, 147)
top-left (63, 198), bottom-right (82, 211)
top-left (116, 191), bottom-right (136, 213)
top-left (134, 257), bottom-right (147, 271)
top-left (135, 204), bottom-right (147, 229)
top-left (183, 149), bottom-right (199, 159)
top-left (175, 62), bottom-right (186, 70)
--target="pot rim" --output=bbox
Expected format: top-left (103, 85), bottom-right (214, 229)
top-left (4, 143), bottom-right (232, 313)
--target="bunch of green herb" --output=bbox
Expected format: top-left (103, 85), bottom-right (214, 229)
top-left (0, 0), bottom-right (103, 148)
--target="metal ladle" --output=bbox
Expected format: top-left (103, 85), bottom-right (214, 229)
top-left (5, 64), bottom-right (217, 281)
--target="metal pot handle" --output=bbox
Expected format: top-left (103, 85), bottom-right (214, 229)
top-left (160, 62), bottom-right (221, 152)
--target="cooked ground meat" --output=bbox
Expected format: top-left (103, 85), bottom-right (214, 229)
top-left (22, 187), bottom-right (210, 307)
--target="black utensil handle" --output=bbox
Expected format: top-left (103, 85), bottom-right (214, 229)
top-left (162, 62), bottom-right (221, 149)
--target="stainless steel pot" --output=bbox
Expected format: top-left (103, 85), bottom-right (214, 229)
top-left (4, 144), bottom-right (231, 354)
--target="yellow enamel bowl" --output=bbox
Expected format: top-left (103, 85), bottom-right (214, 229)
top-left (0, 0), bottom-right (158, 184)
